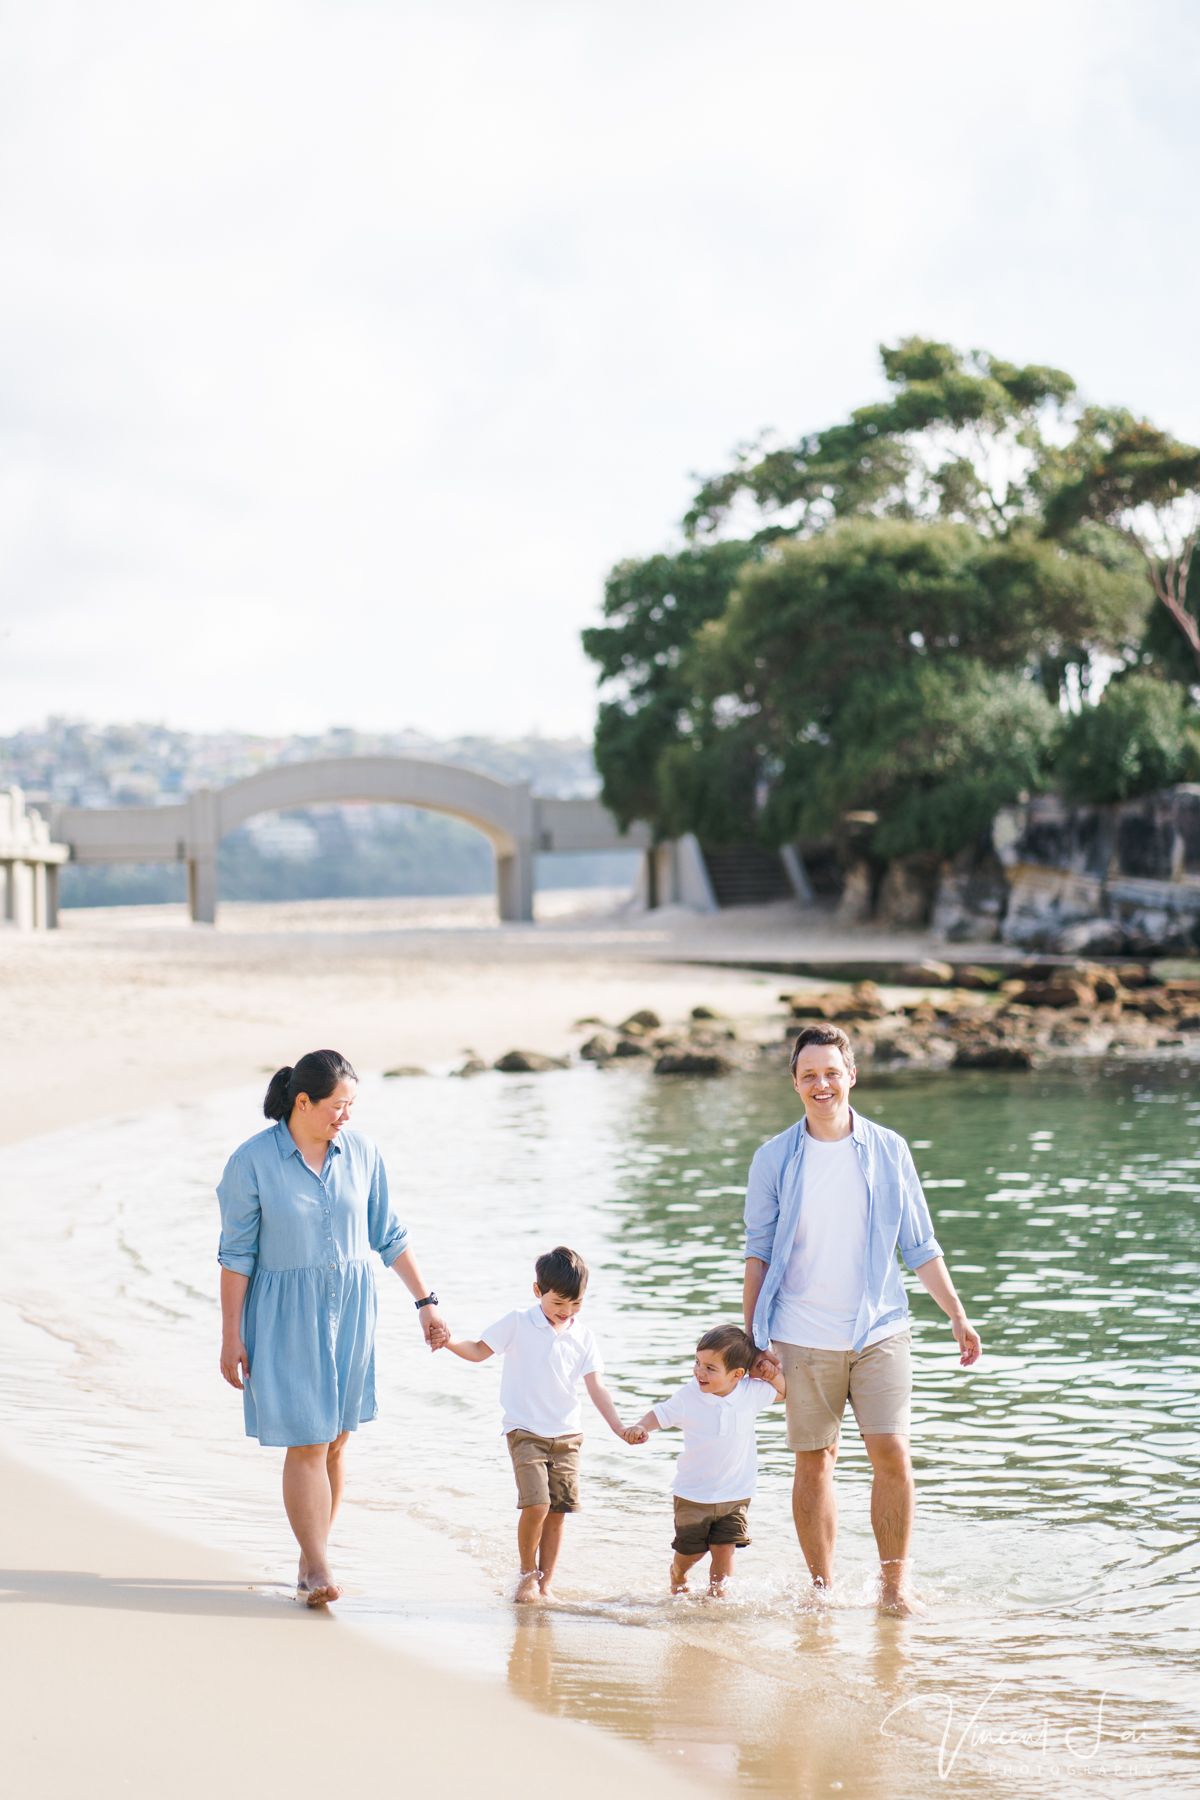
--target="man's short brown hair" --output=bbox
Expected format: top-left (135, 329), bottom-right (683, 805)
top-left (790, 1024), bottom-right (856, 1070)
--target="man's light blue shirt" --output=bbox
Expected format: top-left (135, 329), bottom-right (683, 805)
top-left (744, 1110), bottom-right (942, 1352)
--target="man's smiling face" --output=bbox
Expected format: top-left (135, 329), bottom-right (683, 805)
top-left (791, 1043), bottom-right (856, 1121)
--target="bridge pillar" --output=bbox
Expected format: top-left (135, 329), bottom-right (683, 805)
top-left (496, 842), bottom-right (534, 922)
top-left (186, 788), bottom-right (219, 923)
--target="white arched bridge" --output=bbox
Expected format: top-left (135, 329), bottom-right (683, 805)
top-left (47, 755), bottom-right (653, 924)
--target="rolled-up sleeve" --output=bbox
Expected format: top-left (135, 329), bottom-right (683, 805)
top-left (217, 1151), bottom-right (261, 1276)
top-left (743, 1145), bottom-right (780, 1263)
top-left (366, 1149), bottom-right (409, 1268)
top-left (897, 1143), bottom-right (942, 1270)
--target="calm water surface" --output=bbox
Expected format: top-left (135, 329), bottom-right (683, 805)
top-left (0, 1059), bottom-right (1197, 1797)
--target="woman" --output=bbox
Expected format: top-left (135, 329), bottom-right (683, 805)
top-left (217, 1049), bottom-right (444, 1606)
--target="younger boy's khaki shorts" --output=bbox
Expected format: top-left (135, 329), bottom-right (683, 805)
top-left (773, 1332), bottom-right (912, 1451)
top-left (506, 1429), bottom-right (583, 1512)
top-left (671, 1496), bottom-right (751, 1558)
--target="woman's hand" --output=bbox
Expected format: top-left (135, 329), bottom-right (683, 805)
top-left (420, 1308), bottom-right (448, 1351)
top-left (221, 1336), bottom-right (250, 1390)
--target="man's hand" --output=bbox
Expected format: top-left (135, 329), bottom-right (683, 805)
top-left (220, 1337), bottom-right (249, 1390)
top-left (952, 1316), bottom-right (982, 1366)
top-left (751, 1350), bottom-right (781, 1382)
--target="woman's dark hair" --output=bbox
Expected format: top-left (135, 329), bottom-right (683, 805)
top-left (264, 1050), bottom-right (358, 1121)
top-left (534, 1245), bottom-right (589, 1300)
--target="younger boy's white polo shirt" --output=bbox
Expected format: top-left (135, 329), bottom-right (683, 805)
top-left (652, 1376), bottom-right (777, 1502)
top-left (481, 1303), bottom-right (603, 1437)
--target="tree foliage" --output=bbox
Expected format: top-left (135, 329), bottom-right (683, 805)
top-left (1055, 673), bottom-right (1200, 804)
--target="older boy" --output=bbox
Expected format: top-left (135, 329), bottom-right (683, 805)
top-left (629, 1323), bottom-right (785, 1596)
top-left (440, 1245), bottom-right (637, 1603)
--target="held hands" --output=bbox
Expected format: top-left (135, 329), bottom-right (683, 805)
top-left (620, 1425), bottom-right (648, 1444)
top-left (422, 1312), bottom-right (451, 1352)
top-left (953, 1316), bottom-right (982, 1366)
top-left (751, 1350), bottom-right (781, 1383)
top-left (220, 1337), bottom-right (249, 1391)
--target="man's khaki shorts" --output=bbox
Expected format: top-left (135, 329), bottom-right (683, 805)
top-left (506, 1429), bottom-right (583, 1511)
top-left (671, 1496), bottom-right (751, 1558)
top-left (773, 1332), bottom-right (912, 1451)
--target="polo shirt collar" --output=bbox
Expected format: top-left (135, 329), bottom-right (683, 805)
top-left (530, 1304), bottom-right (574, 1333)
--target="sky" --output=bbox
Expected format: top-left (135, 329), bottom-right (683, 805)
top-left (1, 0), bottom-right (1199, 741)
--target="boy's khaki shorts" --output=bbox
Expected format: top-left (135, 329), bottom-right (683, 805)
top-left (506, 1429), bottom-right (583, 1511)
top-left (773, 1331), bottom-right (912, 1451)
top-left (671, 1496), bottom-right (751, 1557)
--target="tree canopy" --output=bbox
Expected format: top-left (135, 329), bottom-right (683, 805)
top-left (583, 337), bottom-right (1169, 863)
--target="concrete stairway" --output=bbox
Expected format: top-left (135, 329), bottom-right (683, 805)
top-left (700, 843), bottom-right (796, 908)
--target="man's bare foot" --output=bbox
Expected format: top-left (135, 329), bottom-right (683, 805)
top-left (515, 1569), bottom-right (542, 1604)
top-left (880, 1589), bottom-right (928, 1617)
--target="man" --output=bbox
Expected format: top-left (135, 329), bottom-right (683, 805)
top-left (743, 1023), bottom-right (980, 1614)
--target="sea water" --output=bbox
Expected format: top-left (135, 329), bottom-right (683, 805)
top-left (0, 1061), bottom-right (1197, 1797)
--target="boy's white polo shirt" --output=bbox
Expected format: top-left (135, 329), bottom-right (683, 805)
top-left (652, 1376), bottom-right (777, 1502)
top-left (481, 1303), bottom-right (603, 1437)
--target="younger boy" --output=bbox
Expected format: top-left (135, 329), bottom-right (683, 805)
top-left (629, 1323), bottom-right (785, 1596)
top-left (440, 1245), bottom-right (638, 1603)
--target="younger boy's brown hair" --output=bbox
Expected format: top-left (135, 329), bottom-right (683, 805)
top-left (535, 1245), bottom-right (589, 1300)
top-left (696, 1323), bottom-right (756, 1374)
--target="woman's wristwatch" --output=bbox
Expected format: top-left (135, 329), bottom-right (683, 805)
top-left (414, 1292), bottom-right (439, 1310)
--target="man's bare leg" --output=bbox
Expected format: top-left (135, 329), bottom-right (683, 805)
top-left (536, 1511), bottom-right (566, 1598)
top-left (516, 1503), bottom-right (550, 1603)
top-left (863, 1432), bottom-right (926, 1615)
top-left (792, 1444), bottom-right (839, 1592)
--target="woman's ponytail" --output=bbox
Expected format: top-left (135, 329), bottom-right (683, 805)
top-left (263, 1066), bottom-right (295, 1120)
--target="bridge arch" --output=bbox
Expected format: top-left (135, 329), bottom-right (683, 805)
top-left (50, 754), bottom-right (650, 925)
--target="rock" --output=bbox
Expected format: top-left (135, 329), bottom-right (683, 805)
top-left (1116, 963), bottom-right (1151, 989)
top-left (1000, 978), bottom-right (1096, 1009)
top-left (451, 1056), bottom-right (488, 1077)
top-left (896, 960), bottom-right (955, 987)
top-left (613, 1038), bottom-right (651, 1058)
top-left (619, 1009), bottom-right (661, 1033)
top-left (1119, 992), bottom-right (1176, 1020)
top-left (493, 1050), bottom-right (570, 1073)
top-left (653, 1049), bottom-right (732, 1076)
top-left (833, 981), bottom-right (887, 1021)
top-left (787, 996), bottom-right (839, 1019)
top-left (691, 1005), bottom-right (720, 1020)
top-left (954, 965), bottom-right (1005, 990)
top-left (1051, 917), bottom-right (1125, 956)
top-left (579, 1034), bottom-right (617, 1062)
top-left (953, 1040), bottom-right (1036, 1069)
top-left (383, 1065), bottom-right (428, 1077)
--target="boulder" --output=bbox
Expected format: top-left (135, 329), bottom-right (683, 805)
top-left (1000, 977), bottom-right (1095, 1009)
top-left (383, 1065), bottom-right (428, 1077)
top-left (954, 965), bottom-right (1005, 990)
top-left (493, 1050), bottom-right (570, 1073)
top-left (613, 1038), bottom-right (651, 1057)
top-left (786, 995), bottom-right (839, 1019)
top-left (1051, 917), bottom-right (1125, 956)
top-left (579, 1034), bottom-right (617, 1062)
top-left (833, 981), bottom-right (887, 1021)
top-left (653, 1049), bottom-right (732, 1077)
top-left (896, 960), bottom-right (955, 986)
top-left (691, 1005), bottom-right (720, 1020)
top-left (619, 1009), bottom-right (661, 1033)
top-left (451, 1055), bottom-right (488, 1077)
top-left (953, 1040), bottom-right (1037, 1069)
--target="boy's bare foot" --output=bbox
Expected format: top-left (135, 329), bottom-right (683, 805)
top-left (515, 1570), bottom-right (542, 1604)
top-left (670, 1559), bottom-right (690, 1595)
top-left (537, 1577), bottom-right (558, 1602)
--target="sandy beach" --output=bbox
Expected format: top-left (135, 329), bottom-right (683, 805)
top-left (0, 891), bottom-right (860, 1800)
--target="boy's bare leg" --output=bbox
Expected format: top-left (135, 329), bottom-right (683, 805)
top-left (670, 1551), bottom-right (705, 1593)
top-left (792, 1444), bottom-right (839, 1592)
top-left (516, 1503), bottom-right (550, 1603)
top-left (863, 1433), bottom-right (927, 1616)
top-left (708, 1544), bottom-right (736, 1594)
top-left (536, 1511), bottom-right (566, 1598)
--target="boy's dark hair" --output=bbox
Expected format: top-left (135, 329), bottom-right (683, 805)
top-left (696, 1323), bottom-right (756, 1374)
top-left (790, 1023), bottom-right (856, 1070)
top-left (535, 1245), bottom-right (589, 1299)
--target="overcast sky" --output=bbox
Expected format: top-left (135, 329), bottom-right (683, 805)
top-left (0, 0), bottom-right (1198, 741)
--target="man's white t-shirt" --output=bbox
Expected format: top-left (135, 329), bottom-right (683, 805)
top-left (771, 1133), bottom-right (904, 1351)
top-left (480, 1303), bottom-right (603, 1437)
top-left (651, 1376), bottom-right (778, 1502)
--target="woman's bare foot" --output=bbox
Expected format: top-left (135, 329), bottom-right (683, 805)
top-left (302, 1562), bottom-right (342, 1606)
top-left (515, 1570), bottom-right (542, 1604)
top-left (297, 1557), bottom-right (310, 1593)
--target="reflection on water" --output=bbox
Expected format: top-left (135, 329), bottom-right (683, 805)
top-left (0, 1060), bottom-right (1197, 1795)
